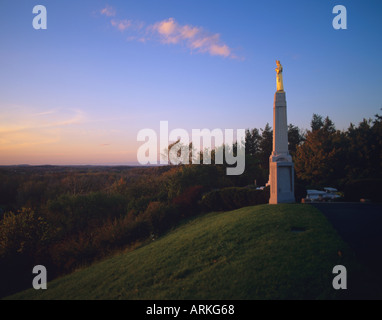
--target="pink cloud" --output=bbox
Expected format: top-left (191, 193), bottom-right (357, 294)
top-left (101, 9), bottom-right (238, 59)
top-left (100, 5), bottom-right (116, 17)
top-left (155, 18), bottom-right (177, 36)
top-left (209, 44), bottom-right (231, 57)
top-left (150, 18), bottom-right (234, 58)
top-left (111, 19), bottom-right (132, 32)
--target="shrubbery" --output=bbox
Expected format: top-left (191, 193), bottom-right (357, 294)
top-left (0, 208), bottom-right (51, 258)
top-left (200, 187), bottom-right (269, 212)
top-left (294, 183), bottom-right (307, 203)
top-left (0, 208), bottom-right (52, 298)
top-left (172, 185), bottom-right (204, 218)
top-left (46, 192), bottom-right (128, 235)
top-left (344, 179), bottom-right (382, 202)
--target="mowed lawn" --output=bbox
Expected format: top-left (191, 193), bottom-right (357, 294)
top-left (6, 204), bottom-right (366, 300)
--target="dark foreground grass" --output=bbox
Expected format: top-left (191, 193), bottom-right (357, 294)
top-left (5, 204), bottom-right (371, 300)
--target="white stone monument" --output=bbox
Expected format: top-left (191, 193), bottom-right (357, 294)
top-left (269, 61), bottom-right (295, 204)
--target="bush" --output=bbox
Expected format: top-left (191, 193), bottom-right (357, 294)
top-left (200, 187), bottom-right (269, 212)
top-left (0, 208), bottom-right (51, 257)
top-left (344, 179), bottom-right (382, 202)
top-left (140, 202), bottom-right (179, 235)
top-left (200, 190), bottom-right (224, 212)
top-left (294, 182), bottom-right (307, 203)
top-left (93, 216), bottom-right (151, 250)
top-left (46, 192), bottom-right (127, 234)
top-left (49, 233), bottom-right (96, 273)
top-left (172, 185), bottom-right (204, 218)
top-left (0, 208), bottom-right (52, 298)
top-left (49, 216), bottom-right (152, 274)
top-left (247, 186), bottom-right (270, 205)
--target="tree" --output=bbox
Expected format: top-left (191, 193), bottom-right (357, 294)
top-left (245, 128), bottom-right (261, 156)
top-left (162, 140), bottom-right (195, 165)
top-left (243, 128), bottom-right (267, 186)
top-left (323, 116), bottom-right (336, 134)
top-left (288, 124), bottom-right (305, 157)
top-left (0, 208), bottom-right (51, 257)
top-left (344, 114), bottom-right (382, 180)
top-left (295, 115), bottom-right (344, 187)
top-left (311, 114), bottom-right (324, 131)
top-left (259, 123), bottom-right (273, 174)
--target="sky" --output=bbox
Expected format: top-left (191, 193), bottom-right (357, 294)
top-left (0, 0), bottom-right (382, 165)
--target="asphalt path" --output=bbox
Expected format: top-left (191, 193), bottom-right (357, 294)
top-left (312, 202), bottom-right (382, 299)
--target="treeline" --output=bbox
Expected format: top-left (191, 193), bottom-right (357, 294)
top-left (0, 112), bottom-right (381, 297)
top-left (245, 112), bottom-right (382, 199)
top-left (294, 113), bottom-right (382, 200)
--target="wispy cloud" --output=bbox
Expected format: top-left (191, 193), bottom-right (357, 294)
top-left (0, 108), bottom-right (86, 149)
top-left (31, 109), bottom-right (58, 117)
top-left (101, 6), bottom-right (239, 59)
top-left (0, 108), bottom-right (85, 135)
top-left (150, 18), bottom-right (233, 58)
top-left (100, 5), bottom-right (116, 17)
top-left (111, 19), bottom-right (132, 32)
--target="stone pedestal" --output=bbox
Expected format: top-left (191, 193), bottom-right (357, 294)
top-left (269, 91), bottom-right (295, 204)
top-left (269, 161), bottom-right (295, 204)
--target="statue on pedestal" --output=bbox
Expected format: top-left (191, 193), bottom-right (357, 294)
top-left (269, 60), bottom-right (295, 204)
top-left (275, 60), bottom-right (284, 92)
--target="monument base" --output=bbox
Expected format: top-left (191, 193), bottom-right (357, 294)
top-left (269, 161), bottom-right (295, 204)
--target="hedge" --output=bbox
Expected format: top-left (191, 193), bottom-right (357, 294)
top-left (344, 179), bottom-right (382, 202)
top-left (200, 187), bottom-right (270, 212)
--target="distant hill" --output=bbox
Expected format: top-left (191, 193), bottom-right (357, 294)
top-left (5, 204), bottom-right (373, 300)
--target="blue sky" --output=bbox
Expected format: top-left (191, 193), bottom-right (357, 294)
top-left (1, 0), bottom-right (382, 165)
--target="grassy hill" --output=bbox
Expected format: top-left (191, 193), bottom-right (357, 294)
top-left (5, 204), bottom-right (366, 300)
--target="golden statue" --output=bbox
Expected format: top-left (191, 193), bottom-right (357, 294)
top-left (275, 60), bottom-right (284, 92)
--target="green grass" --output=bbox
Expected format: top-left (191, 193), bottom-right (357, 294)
top-left (5, 204), bottom-right (364, 300)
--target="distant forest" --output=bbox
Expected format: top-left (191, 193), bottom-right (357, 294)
top-left (1, 112), bottom-right (381, 297)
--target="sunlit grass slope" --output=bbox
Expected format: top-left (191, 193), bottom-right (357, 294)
top-left (7, 204), bottom-right (359, 300)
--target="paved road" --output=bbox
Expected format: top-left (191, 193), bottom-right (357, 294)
top-left (312, 202), bottom-right (382, 299)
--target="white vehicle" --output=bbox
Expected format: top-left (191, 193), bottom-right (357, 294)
top-left (323, 187), bottom-right (341, 199)
top-left (306, 188), bottom-right (340, 201)
top-left (306, 190), bottom-right (326, 201)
